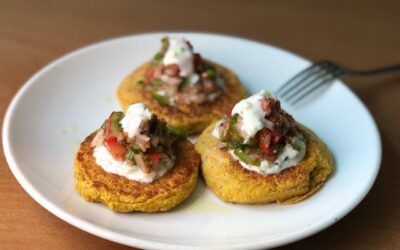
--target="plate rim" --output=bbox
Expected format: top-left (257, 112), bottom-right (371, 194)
top-left (2, 31), bottom-right (382, 250)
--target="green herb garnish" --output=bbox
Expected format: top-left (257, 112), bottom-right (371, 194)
top-left (228, 140), bottom-right (244, 150)
top-left (228, 114), bottom-right (242, 141)
top-left (205, 69), bottom-right (217, 80)
top-left (110, 111), bottom-right (124, 133)
top-left (151, 92), bottom-right (170, 105)
top-left (153, 53), bottom-right (163, 62)
top-left (180, 77), bottom-right (189, 88)
top-left (246, 136), bottom-right (258, 147)
top-left (234, 148), bottom-right (261, 166)
top-left (166, 126), bottom-right (186, 139)
top-left (126, 150), bottom-right (137, 163)
top-left (161, 37), bottom-right (169, 53)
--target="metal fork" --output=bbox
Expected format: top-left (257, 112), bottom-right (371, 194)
top-left (276, 61), bottom-right (400, 104)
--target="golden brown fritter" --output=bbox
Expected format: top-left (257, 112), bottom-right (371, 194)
top-left (195, 123), bottom-right (333, 204)
top-left (74, 132), bottom-right (200, 212)
top-left (117, 61), bottom-right (248, 134)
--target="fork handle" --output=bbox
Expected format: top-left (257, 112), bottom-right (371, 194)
top-left (349, 64), bottom-right (400, 76)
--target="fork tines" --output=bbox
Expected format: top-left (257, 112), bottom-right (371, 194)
top-left (276, 61), bottom-right (343, 104)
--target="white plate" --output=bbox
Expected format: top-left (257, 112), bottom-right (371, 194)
top-left (3, 32), bottom-right (381, 250)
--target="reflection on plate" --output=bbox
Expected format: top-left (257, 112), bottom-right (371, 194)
top-left (2, 32), bottom-right (381, 250)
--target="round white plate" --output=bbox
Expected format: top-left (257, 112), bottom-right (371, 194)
top-left (3, 32), bottom-right (381, 250)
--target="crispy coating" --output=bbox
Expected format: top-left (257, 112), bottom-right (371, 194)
top-left (117, 61), bottom-right (248, 134)
top-left (195, 123), bottom-right (333, 204)
top-left (74, 132), bottom-right (200, 212)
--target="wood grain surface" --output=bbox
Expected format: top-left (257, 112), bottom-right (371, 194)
top-left (1, 0), bottom-right (399, 249)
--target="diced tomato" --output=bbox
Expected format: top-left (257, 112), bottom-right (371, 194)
top-left (264, 153), bottom-right (278, 162)
top-left (163, 64), bottom-right (180, 76)
top-left (193, 53), bottom-right (202, 70)
top-left (271, 129), bottom-right (282, 144)
top-left (145, 152), bottom-right (161, 167)
top-left (260, 99), bottom-right (273, 115)
top-left (104, 136), bottom-right (127, 160)
top-left (146, 68), bottom-right (155, 81)
top-left (257, 128), bottom-right (272, 154)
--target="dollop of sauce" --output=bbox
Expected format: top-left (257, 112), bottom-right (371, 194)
top-left (94, 144), bottom-right (174, 183)
top-left (93, 103), bottom-right (174, 183)
top-left (231, 90), bottom-right (271, 143)
top-left (212, 90), bottom-right (307, 175)
top-left (120, 103), bottom-right (153, 138)
top-left (162, 38), bottom-right (198, 84)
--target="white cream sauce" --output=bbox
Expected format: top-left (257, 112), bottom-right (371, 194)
top-left (93, 145), bottom-right (173, 183)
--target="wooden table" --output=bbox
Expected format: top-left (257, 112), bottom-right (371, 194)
top-left (1, 1), bottom-right (399, 249)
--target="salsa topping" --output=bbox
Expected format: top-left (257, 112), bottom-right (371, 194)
top-left (92, 104), bottom-right (185, 176)
top-left (213, 91), bottom-right (306, 174)
top-left (140, 37), bottom-right (224, 106)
